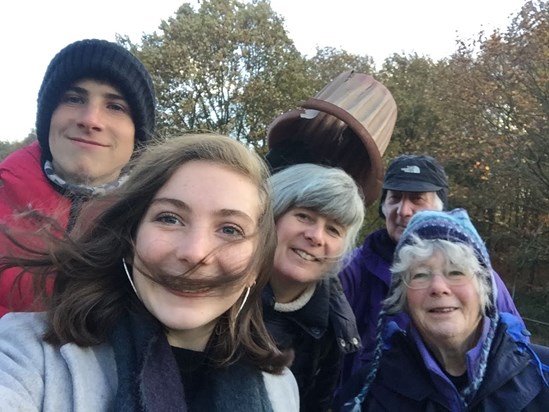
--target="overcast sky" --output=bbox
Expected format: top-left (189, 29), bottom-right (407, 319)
top-left (0, 0), bottom-right (527, 142)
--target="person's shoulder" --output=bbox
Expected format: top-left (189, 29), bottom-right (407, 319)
top-left (0, 312), bottom-right (50, 370)
top-left (262, 367), bottom-right (300, 412)
top-left (339, 230), bottom-right (382, 276)
top-left (353, 228), bottom-right (392, 259)
top-left (0, 312), bottom-right (48, 336)
top-left (0, 142), bottom-right (43, 188)
top-left (341, 228), bottom-right (393, 280)
top-left (0, 142), bottom-right (41, 168)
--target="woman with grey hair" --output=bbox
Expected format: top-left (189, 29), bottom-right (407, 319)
top-left (262, 163), bottom-right (365, 412)
top-left (337, 209), bottom-right (549, 411)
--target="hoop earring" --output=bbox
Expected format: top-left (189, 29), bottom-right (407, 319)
top-left (236, 286), bottom-right (252, 318)
top-left (122, 258), bottom-right (139, 296)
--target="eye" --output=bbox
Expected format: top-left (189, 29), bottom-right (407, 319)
top-left (386, 193), bottom-right (402, 204)
top-left (61, 93), bottom-right (84, 105)
top-left (409, 193), bottom-right (427, 204)
top-left (107, 101), bottom-right (130, 114)
top-left (295, 212), bottom-right (312, 223)
top-left (219, 224), bottom-right (245, 239)
top-left (327, 224), bottom-right (343, 237)
top-left (448, 270), bottom-right (466, 278)
top-left (411, 272), bottom-right (430, 280)
top-left (155, 213), bottom-right (181, 225)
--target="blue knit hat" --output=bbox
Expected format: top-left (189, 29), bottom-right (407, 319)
top-left (36, 39), bottom-right (156, 160)
top-left (398, 209), bottom-right (492, 272)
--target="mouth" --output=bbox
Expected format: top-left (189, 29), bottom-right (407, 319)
top-left (291, 248), bottom-right (318, 262)
top-left (429, 307), bottom-right (458, 314)
top-left (68, 137), bottom-right (109, 147)
top-left (164, 286), bottom-right (212, 298)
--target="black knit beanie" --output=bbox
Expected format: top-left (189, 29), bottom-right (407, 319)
top-left (36, 39), bottom-right (156, 160)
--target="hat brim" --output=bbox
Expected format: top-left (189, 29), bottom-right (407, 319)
top-left (383, 180), bottom-right (445, 192)
top-left (267, 102), bottom-right (383, 207)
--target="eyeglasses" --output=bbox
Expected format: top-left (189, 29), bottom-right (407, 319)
top-left (403, 270), bottom-right (474, 289)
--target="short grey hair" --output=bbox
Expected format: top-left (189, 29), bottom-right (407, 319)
top-left (269, 163), bottom-right (365, 275)
top-left (384, 236), bottom-right (492, 315)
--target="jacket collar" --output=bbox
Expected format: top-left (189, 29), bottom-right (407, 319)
top-left (264, 280), bottom-right (330, 338)
top-left (264, 278), bottom-right (361, 354)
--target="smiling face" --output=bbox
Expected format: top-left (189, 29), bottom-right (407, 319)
top-left (272, 207), bottom-right (346, 302)
top-left (382, 191), bottom-right (442, 242)
top-left (131, 160), bottom-right (260, 350)
top-left (406, 249), bottom-right (483, 350)
top-left (49, 79), bottom-right (135, 186)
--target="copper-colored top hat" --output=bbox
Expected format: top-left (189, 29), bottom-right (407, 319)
top-left (267, 70), bottom-right (397, 206)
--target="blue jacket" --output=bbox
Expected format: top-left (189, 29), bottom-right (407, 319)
top-left (263, 277), bottom-right (360, 412)
top-left (338, 228), bottom-right (528, 385)
top-left (336, 314), bottom-right (549, 411)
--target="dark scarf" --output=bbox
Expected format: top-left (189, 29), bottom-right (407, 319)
top-left (108, 310), bottom-right (273, 412)
top-left (186, 359), bottom-right (274, 411)
top-left (108, 310), bottom-right (187, 412)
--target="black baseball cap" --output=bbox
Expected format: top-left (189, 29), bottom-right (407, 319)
top-left (383, 154), bottom-right (448, 192)
top-left (379, 155), bottom-right (449, 217)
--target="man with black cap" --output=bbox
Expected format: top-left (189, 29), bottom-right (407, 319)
top-left (337, 154), bottom-right (526, 386)
top-left (0, 39), bottom-right (156, 316)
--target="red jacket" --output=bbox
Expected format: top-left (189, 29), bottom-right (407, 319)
top-left (0, 142), bottom-right (71, 316)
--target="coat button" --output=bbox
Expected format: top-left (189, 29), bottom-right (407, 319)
top-left (339, 338), bottom-right (346, 347)
top-left (351, 337), bottom-right (359, 346)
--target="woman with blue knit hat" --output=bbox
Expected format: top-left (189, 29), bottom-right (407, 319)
top-left (336, 209), bottom-right (549, 411)
top-left (0, 39), bottom-right (156, 316)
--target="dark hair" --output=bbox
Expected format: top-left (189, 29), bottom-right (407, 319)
top-left (1, 133), bottom-right (287, 373)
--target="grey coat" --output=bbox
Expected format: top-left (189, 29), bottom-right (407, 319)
top-left (0, 313), bottom-right (299, 412)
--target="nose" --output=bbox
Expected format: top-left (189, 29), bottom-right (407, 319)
top-left (77, 102), bottom-right (104, 132)
top-left (396, 198), bottom-right (415, 218)
top-left (304, 223), bottom-right (325, 247)
top-left (428, 273), bottom-right (452, 295)
top-left (174, 228), bottom-right (214, 266)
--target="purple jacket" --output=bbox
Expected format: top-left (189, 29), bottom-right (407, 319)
top-left (335, 314), bottom-right (549, 412)
top-left (338, 228), bottom-right (527, 386)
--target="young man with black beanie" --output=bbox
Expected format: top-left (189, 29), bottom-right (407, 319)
top-left (337, 154), bottom-right (528, 389)
top-left (0, 39), bottom-right (156, 316)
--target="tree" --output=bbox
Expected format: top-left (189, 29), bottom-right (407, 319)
top-left (431, 0), bottom-right (548, 287)
top-left (119, 0), bottom-right (308, 152)
top-left (305, 46), bottom-right (375, 93)
top-left (377, 53), bottom-right (444, 156)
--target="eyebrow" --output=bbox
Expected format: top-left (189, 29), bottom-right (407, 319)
top-left (151, 197), bottom-right (255, 224)
top-left (67, 85), bottom-right (127, 102)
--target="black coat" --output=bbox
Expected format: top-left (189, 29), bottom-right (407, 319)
top-left (263, 277), bottom-right (360, 412)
